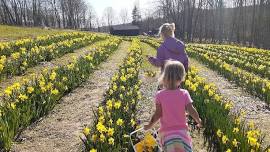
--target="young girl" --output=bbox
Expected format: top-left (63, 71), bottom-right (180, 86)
top-left (144, 61), bottom-right (202, 152)
top-left (148, 23), bottom-right (189, 73)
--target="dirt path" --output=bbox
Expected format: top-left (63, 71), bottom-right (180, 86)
top-left (190, 58), bottom-right (270, 147)
top-left (137, 43), bottom-right (208, 152)
top-left (11, 41), bottom-right (130, 152)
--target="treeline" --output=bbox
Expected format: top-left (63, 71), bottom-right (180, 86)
top-left (141, 0), bottom-right (270, 49)
top-left (0, 0), bottom-right (89, 29)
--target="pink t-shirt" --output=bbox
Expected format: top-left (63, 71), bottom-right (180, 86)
top-left (155, 89), bottom-right (193, 132)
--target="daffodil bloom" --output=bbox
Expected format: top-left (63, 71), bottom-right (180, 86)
top-left (113, 84), bottom-right (117, 91)
top-left (51, 89), bottom-right (59, 95)
top-left (106, 100), bottom-right (113, 110)
top-left (91, 134), bottom-right (98, 142)
top-left (216, 129), bottom-right (222, 137)
top-left (248, 136), bottom-right (257, 147)
top-left (116, 118), bottom-right (123, 126)
top-left (222, 135), bottom-right (229, 144)
top-left (225, 149), bottom-right (232, 152)
top-left (90, 148), bottom-right (97, 152)
top-left (18, 94), bottom-right (28, 101)
top-left (98, 116), bottom-right (105, 123)
top-left (144, 132), bottom-right (156, 148)
top-left (62, 77), bottom-right (68, 81)
top-left (99, 134), bottom-right (105, 142)
top-left (10, 103), bottom-right (16, 109)
top-left (120, 75), bottom-right (126, 82)
top-left (98, 107), bottom-right (104, 114)
top-left (235, 118), bottom-right (241, 125)
top-left (96, 122), bottom-right (107, 133)
top-left (232, 139), bottom-right (239, 147)
top-left (109, 119), bottom-right (113, 125)
top-left (131, 119), bottom-right (136, 127)
top-left (27, 87), bottom-right (34, 94)
top-left (4, 87), bottom-right (13, 96)
top-left (83, 127), bottom-right (90, 136)
top-left (114, 101), bottom-right (121, 109)
top-left (107, 128), bottom-right (114, 136)
top-left (108, 137), bottom-right (114, 145)
top-left (233, 127), bottom-right (239, 133)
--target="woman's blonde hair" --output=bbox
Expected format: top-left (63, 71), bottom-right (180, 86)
top-left (159, 60), bottom-right (186, 90)
top-left (159, 23), bottom-right (175, 38)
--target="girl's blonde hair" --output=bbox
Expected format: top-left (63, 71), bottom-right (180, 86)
top-left (159, 23), bottom-right (175, 38)
top-left (159, 60), bottom-right (186, 89)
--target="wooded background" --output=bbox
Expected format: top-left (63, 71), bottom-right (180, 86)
top-left (0, 0), bottom-right (270, 48)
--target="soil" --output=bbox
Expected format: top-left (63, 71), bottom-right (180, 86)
top-left (11, 41), bottom-right (130, 152)
top-left (190, 58), bottom-right (270, 148)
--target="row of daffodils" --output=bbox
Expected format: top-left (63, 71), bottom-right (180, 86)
top-left (81, 39), bottom-right (143, 151)
top-left (184, 67), bottom-right (265, 152)
top-left (0, 33), bottom-right (106, 81)
top-left (142, 38), bottom-right (269, 152)
top-left (0, 36), bottom-right (121, 150)
top-left (188, 44), bottom-right (270, 78)
top-left (0, 32), bottom-right (86, 56)
top-left (186, 46), bottom-right (270, 105)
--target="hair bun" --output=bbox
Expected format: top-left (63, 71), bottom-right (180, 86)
top-left (170, 23), bottom-right (175, 30)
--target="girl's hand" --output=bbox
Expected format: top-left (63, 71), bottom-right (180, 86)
top-left (144, 124), bottom-right (152, 130)
top-left (196, 118), bottom-right (202, 128)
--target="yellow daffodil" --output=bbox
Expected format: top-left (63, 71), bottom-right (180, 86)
top-left (232, 139), bottom-right (239, 147)
top-left (233, 127), bottom-right (239, 133)
top-left (225, 149), bottom-right (232, 152)
top-left (91, 134), bottom-right (98, 142)
top-left (114, 101), bottom-right (121, 109)
top-left (18, 94), bottom-right (28, 101)
top-left (222, 135), bottom-right (228, 144)
top-left (27, 86), bottom-right (34, 94)
top-left (116, 118), bottom-right (123, 126)
top-left (83, 127), bottom-right (90, 136)
top-left (51, 89), bottom-right (59, 95)
top-left (216, 129), bottom-right (222, 137)
top-left (99, 134), bottom-right (105, 142)
top-left (90, 148), bottom-right (97, 152)
top-left (107, 128), bottom-right (114, 136)
top-left (108, 137), bottom-right (114, 145)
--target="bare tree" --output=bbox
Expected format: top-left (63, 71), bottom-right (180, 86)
top-left (103, 7), bottom-right (115, 27)
top-left (119, 8), bottom-right (128, 24)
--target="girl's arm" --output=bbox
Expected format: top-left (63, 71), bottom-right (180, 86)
top-left (144, 103), bottom-right (162, 130)
top-left (186, 103), bottom-right (202, 127)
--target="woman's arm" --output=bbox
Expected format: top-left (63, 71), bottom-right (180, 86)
top-left (148, 46), bottom-right (164, 67)
top-left (144, 103), bottom-right (162, 130)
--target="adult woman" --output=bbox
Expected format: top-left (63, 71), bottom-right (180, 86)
top-left (148, 23), bottom-right (189, 73)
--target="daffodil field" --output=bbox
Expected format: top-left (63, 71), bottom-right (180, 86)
top-left (0, 26), bottom-right (269, 152)
top-left (0, 33), bottom-right (106, 80)
top-left (142, 39), bottom-right (270, 152)
top-left (184, 67), bottom-right (264, 152)
top-left (186, 45), bottom-right (270, 105)
top-left (0, 35), bottom-right (121, 150)
top-left (82, 39), bottom-right (143, 151)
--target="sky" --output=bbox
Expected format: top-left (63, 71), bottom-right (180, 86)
top-left (85, 0), bottom-right (154, 23)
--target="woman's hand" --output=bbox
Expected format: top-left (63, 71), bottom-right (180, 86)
top-left (148, 56), bottom-right (154, 63)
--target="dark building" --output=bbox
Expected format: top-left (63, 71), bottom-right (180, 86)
top-left (110, 24), bottom-right (140, 36)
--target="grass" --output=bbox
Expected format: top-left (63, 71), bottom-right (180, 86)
top-left (0, 25), bottom-right (78, 41)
